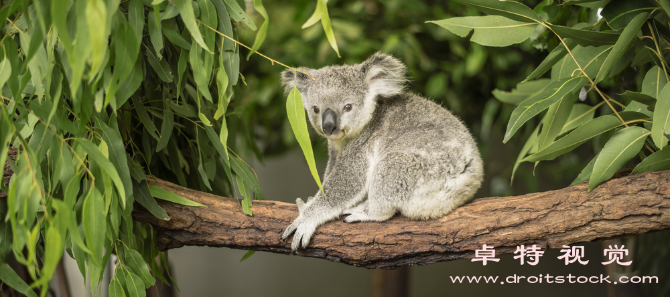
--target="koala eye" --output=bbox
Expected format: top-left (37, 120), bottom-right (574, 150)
top-left (313, 106), bottom-right (320, 114)
top-left (343, 104), bottom-right (352, 112)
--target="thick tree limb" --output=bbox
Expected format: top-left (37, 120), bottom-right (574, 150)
top-left (3, 147), bottom-right (670, 269)
top-left (130, 171), bottom-right (670, 269)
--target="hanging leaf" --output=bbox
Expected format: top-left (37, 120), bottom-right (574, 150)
top-left (286, 87), bottom-right (325, 196)
top-left (246, 0), bottom-right (269, 59)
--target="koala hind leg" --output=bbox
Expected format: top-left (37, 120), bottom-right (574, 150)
top-left (343, 153), bottom-right (414, 223)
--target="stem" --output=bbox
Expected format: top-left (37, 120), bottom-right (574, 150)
top-left (196, 19), bottom-right (314, 80)
top-left (544, 24), bottom-right (628, 127)
top-left (647, 22), bottom-right (670, 82)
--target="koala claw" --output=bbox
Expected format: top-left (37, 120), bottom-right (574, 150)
top-left (282, 216), bottom-right (317, 251)
top-left (343, 213), bottom-right (365, 223)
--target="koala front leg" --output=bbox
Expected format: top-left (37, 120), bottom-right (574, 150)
top-left (282, 151), bottom-right (368, 251)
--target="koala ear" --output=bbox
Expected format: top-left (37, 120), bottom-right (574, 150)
top-left (281, 68), bottom-right (312, 94)
top-left (361, 52), bottom-right (407, 98)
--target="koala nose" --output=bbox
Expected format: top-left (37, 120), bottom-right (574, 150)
top-left (321, 108), bottom-right (339, 135)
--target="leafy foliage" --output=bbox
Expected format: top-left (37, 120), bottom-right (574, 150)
top-left (431, 0), bottom-right (670, 191)
top-left (0, 0), bottom-right (329, 295)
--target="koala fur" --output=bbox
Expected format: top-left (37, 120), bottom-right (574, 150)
top-left (280, 52), bottom-right (484, 252)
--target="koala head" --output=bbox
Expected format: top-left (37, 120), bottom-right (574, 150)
top-left (281, 52), bottom-right (407, 141)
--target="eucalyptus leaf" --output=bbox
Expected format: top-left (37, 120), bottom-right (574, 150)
top-left (429, 16), bottom-right (537, 47)
top-left (632, 145), bottom-right (670, 173)
top-left (504, 76), bottom-right (587, 143)
top-left (286, 87), bottom-right (325, 195)
top-left (149, 186), bottom-right (206, 207)
top-left (589, 126), bottom-right (649, 190)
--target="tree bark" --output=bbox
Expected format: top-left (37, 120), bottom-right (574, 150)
top-left (4, 147), bottom-right (670, 269)
top-left (131, 170), bottom-right (670, 269)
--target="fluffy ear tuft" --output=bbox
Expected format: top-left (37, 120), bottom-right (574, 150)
top-left (361, 52), bottom-right (407, 98)
top-left (281, 68), bottom-right (312, 94)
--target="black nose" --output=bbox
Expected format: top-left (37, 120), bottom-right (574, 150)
top-left (321, 108), bottom-right (339, 135)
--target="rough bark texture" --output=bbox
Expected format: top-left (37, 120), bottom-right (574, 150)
top-left (130, 171), bottom-right (670, 269)
top-left (4, 147), bottom-right (670, 269)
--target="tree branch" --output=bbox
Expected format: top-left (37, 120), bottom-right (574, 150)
top-left (3, 147), bottom-right (670, 269)
top-left (132, 171), bottom-right (670, 269)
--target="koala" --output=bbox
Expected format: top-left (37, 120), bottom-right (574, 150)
top-left (280, 52), bottom-right (484, 252)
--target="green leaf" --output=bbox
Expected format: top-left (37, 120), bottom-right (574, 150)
top-left (570, 153), bottom-right (598, 186)
top-left (120, 268), bottom-right (146, 297)
top-left (632, 145), bottom-right (670, 173)
top-left (222, 0), bottom-right (257, 31)
top-left (35, 226), bottom-right (63, 287)
top-left (452, 0), bottom-right (541, 23)
top-left (132, 95), bottom-right (160, 141)
top-left (177, 48), bottom-right (189, 100)
top-left (108, 277), bottom-right (126, 297)
top-left (318, 0), bottom-right (339, 57)
top-left (652, 82), bottom-right (670, 149)
top-left (128, 158), bottom-right (147, 182)
top-left (549, 25), bottom-right (620, 46)
top-left (560, 103), bottom-right (596, 134)
top-left (538, 93), bottom-right (575, 150)
top-left (240, 250), bottom-right (255, 262)
top-left (237, 177), bottom-right (252, 215)
top-left (619, 90), bottom-right (656, 107)
top-left (428, 16), bottom-right (536, 47)
top-left (52, 0), bottom-right (73, 54)
top-left (492, 79), bottom-right (550, 105)
top-left (116, 58), bottom-right (143, 108)
top-left (156, 104), bottom-right (174, 152)
top-left (524, 39), bottom-right (576, 82)
top-left (149, 8), bottom-right (164, 60)
top-left (190, 41), bottom-right (214, 103)
top-left (77, 139), bottom-right (127, 204)
top-left (124, 249), bottom-right (156, 288)
top-left (589, 127), bottom-right (650, 190)
top-left (203, 124), bottom-right (233, 185)
top-left (128, 0), bottom-right (144, 42)
top-left (230, 153), bottom-right (265, 200)
top-left (162, 19), bottom-right (192, 49)
top-left (601, 0), bottom-right (657, 30)
top-left (0, 264), bottom-right (38, 297)
top-left (98, 120), bottom-right (132, 209)
top-left (167, 139), bottom-right (187, 186)
top-left (83, 188), bottom-right (105, 264)
top-left (511, 125), bottom-right (539, 184)
top-left (504, 76), bottom-right (587, 143)
top-left (246, 0), bottom-right (269, 59)
top-left (106, 13), bottom-right (140, 108)
top-left (523, 112), bottom-right (648, 162)
top-left (175, 0), bottom-right (211, 52)
top-left (641, 66), bottom-right (668, 98)
top-left (149, 186), bottom-right (206, 207)
top-left (146, 48), bottom-right (174, 82)
top-left (86, 0), bottom-right (108, 75)
top-left (286, 87), bottom-right (325, 195)
top-left (552, 45), bottom-right (612, 80)
top-left (594, 13), bottom-right (649, 85)
top-left (133, 180), bottom-right (169, 220)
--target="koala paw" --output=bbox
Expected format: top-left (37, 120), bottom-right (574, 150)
top-left (282, 215), bottom-right (318, 252)
top-left (343, 212), bottom-right (368, 223)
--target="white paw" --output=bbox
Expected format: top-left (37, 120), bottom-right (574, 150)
top-left (344, 212), bottom-right (369, 223)
top-left (282, 215), bottom-right (317, 251)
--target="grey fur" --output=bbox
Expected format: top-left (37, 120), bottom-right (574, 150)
top-left (281, 52), bottom-right (484, 251)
